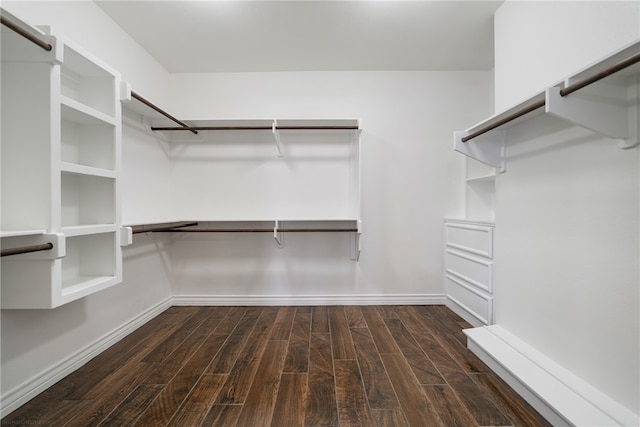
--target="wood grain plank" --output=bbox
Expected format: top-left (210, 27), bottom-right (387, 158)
top-left (335, 360), bottom-right (367, 410)
top-left (215, 321), bottom-right (274, 404)
top-left (235, 340), bottom-right (288, 427)
top-left (339, 407), bottom-right (376, 427)
top-left (329, 306), bottom-right (357, 360)
top-left (305, 333), bottom-right (338, 426)
top-left (271, 306), bottom-right (297, 340)
top-left (344, 305), bottom-right (366, 328)
top-left (418, 308), bottom-right (489, 374)
top-left (142, 306), bottom-right (213, 363)
top-left (470, 373), bottom-right (552, 427)
top-left (1, 371), bottom-right (95, 424)
top-left (311, 306), bottom-right (329, 333)
top-left (380, 353), bottom-right (443, 427)
top-left (284, 313), bottom-right (311, 373)
top-left (179, 374), bottom-right (227, 413)
top-left (361, 306), bottom-right (401, 354)
top-left (206, 332), bottom-right (252, 374)
top-left (412, 332), bottom-right (465, 375)
top-left (393, 306), bottom-right (434, 334)
top-left (78, 312), bottom-right (175, 373)
top-left (215, 306), bottom-right (250, 334)
top-left (98, 384), bottom-right (165, 426)
top-left (65, 362), bottom-right (157, 427)
top-left (384, 318), bottom-right (445, 385)
top-left (271, 373), bottom-right (307, 427)
top-left (422, 385), bottom-right (479, 427)
top-left (376, 306), bottom-right (398, 319)
top-left (133, 332), bottom-right (230, 426)
top-left (202, 404), bottom-right (243, 425)
top-left (444, 370), bottom-right (513, 426)
top-left (167, 410), bottom-right (207, 427)
top-left (370, 409), bottom-right (410, 427)
top-left (349, 327), bottom-right (400, 410)
top-left (143, 315), bottom-right (225, 385)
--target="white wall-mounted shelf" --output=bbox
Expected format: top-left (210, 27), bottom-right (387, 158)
top-left (454, 40), bottom-right (640, 170)
top-left (129, 219), bottom-right (363, 261)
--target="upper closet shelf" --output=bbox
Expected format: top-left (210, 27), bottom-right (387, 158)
top-left (120, 81), bottom-right (360, 157)
top-left (454, 40), bottom-right (640, 170)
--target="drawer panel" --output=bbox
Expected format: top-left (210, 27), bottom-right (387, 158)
top-left (446, 249), bottom-right (493, 293)
top-left (446, 274), bottom-right (493, 325)
top-left (445, 221), bottom-right (493, 258)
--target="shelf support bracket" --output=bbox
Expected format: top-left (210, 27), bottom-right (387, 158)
top-left (274, 220), bottom-right (284, 248)
top-left (546, 80), bottom-right (639, 149)
top-left (272, 120), bottom-right (283, 157)
top-left (350, 220), bottom-right (362, 261)
top-left (454, 130), bottom-right (506, 172)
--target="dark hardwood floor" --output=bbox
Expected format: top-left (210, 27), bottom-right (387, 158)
top-left (3, 305), bottom-right (551, 426)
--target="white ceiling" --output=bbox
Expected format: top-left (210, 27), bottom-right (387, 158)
top-left (95, 0), bottom-right (502, 73)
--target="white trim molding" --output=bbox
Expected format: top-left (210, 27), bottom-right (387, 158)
top-left (464, 325), bottom-right (639, 427)
top-left (0, 297), bottom-right (173, 418)
top-left (171, 294), bottom-right (445, 306)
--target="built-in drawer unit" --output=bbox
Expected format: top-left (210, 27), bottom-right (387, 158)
top-left (444, 219), bottom-right (495, 326)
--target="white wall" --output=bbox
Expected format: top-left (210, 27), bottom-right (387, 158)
top-left (1, 1), bottom-right (174, 414)
top-left (493, 0), bottom-right (640, 415)
top-left (167, 71), bottom-right (490, 301)
top-left (494, 0), bottom-right (640, 112)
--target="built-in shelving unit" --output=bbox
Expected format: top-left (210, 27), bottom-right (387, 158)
top-left (121, 86), bottom-right (363, 260)
top-left (454, 40), bottom-right (639, 170)
top-left (1, 9), bottom-right (123, 308)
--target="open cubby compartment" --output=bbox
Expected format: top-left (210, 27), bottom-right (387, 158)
top-left (61, 171), bottom-right (115, 227)
top-left (60, 42), bottom-right (116, 118)
top-left (61, 103), bottom-right (116, 170)
top-left (466, 157), bottom-right (496, 182)
top-left (61, 231), bottom-right (119, 298)
top-left (466, 179), bottom-right (495, 222)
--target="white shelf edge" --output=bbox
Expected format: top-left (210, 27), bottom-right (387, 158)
top-left (466, 173), bottom-right (496, 183)
top-left (61, 275), bottom-right (118, 297)
top-left (60, 162), bottom-right (116, 179)
top-left (62, 224), bottom-right (117, 236)
top-left (60, 95), bottom-right (116, 125)
top-left (1, 229), bottom-right (47, 238)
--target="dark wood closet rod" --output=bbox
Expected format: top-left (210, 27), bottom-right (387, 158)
top-left (155, 228), bottom-right (358, 233)
top-left (462, 51), bottom-right (640, 143)
top-left (1, 14), bottom-right (52, 51)
top-left (461, 99), bottom-right (546, 142)
top-left (132, 222), bottom-right (199, 234)
top-left (150, 125), bottom-right (360, 132)
top-left (560, 51), bottom-right (640, 96)
top-left (1, 242), bottom-right (53, 257)
top-left (130, 91), bottom-right (198, 135)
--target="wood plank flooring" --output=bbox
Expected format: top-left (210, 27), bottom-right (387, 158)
top-left (3, 305), bottom-right (551, 426)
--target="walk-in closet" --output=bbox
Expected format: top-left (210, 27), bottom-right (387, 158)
top-left (1, 1), bottom-right (638, 425)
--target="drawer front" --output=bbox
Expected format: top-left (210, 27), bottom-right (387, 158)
top-left (446, 274), bottom-right (493, 325)
top-left (445, 221), bottom-right (493, 258)
top-left (446, 249), bottom-right (493, 294)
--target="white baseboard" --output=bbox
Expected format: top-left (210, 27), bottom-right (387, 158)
top-left (464, 325), bottom-right (639, 427)
top-left (0, 297), bottom-right (173, 418)
top-left (171, 294), bottom-right (445, 306)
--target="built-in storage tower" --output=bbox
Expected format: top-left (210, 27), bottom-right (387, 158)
top-left (1, 12), bottom-right (123, 308)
